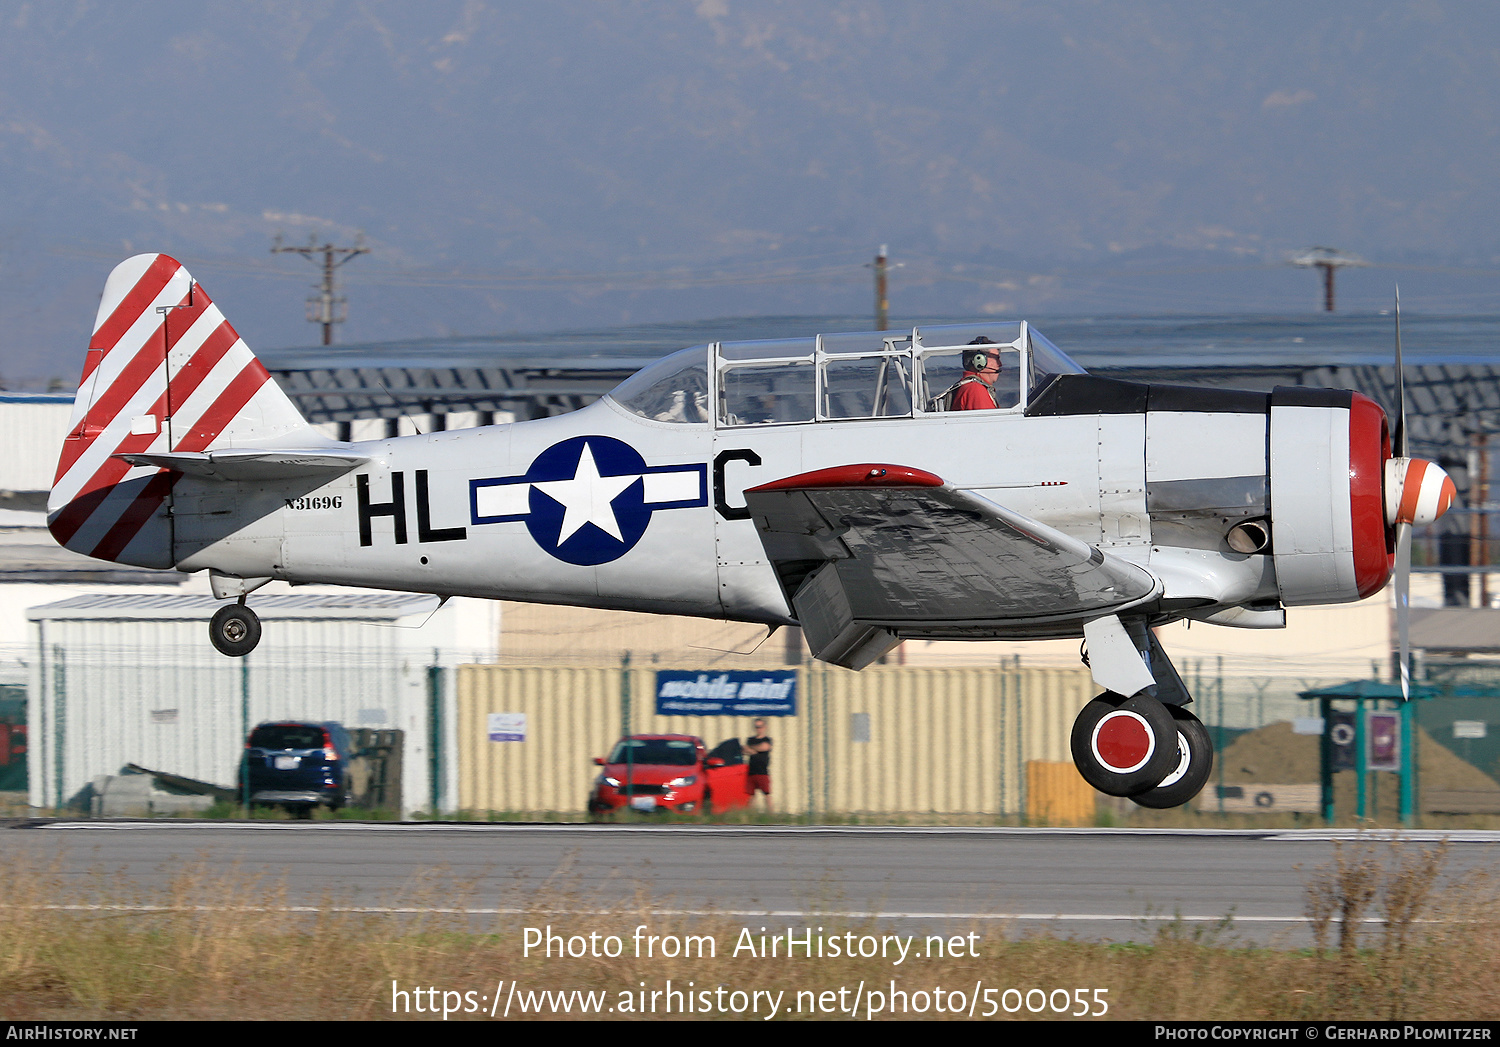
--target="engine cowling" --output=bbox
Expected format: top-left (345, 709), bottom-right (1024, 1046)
top-left (1269, 387), bottom-right (1453, 606)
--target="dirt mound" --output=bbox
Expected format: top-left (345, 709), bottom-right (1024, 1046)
top-left (1219, 722), bottom-right (1318, 784)
top-left (1219, 721), bottom-right (1499, 792)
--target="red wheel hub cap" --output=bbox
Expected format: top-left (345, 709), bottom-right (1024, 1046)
top-left (1092, 710), bottom-right (1154, 773)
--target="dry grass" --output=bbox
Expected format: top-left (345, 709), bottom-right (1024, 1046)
top-left (1, 839), bottom-right (1497, 1021)
top-left (1296, 837), bottom-right (1500, 1021)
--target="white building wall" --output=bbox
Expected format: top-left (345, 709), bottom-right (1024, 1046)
top-left (25, 593), bottom-right (498, 816)
top-left (0, 397), bottom-right (74, 492)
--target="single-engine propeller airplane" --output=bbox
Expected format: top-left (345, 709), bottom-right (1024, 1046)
top-left (49, 254), bottom-right (1457, 807)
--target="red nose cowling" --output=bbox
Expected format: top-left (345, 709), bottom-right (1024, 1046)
top-left (1349, 392), bottom-right (1394, 600)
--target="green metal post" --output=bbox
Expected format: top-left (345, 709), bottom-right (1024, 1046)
top-left (1319, 696), bottom-right (1334, 824)
top-left (1355, 696), bottom-right (1366, 821)
top-left (1215, 658), bottom-right (1225, 815)
top-left (427, 656), bottom-right (444, 815)
top-left (998, 667), bottom-right (1008, 818)
top-left (35, 624), bottom-right (45, 810)
top-left (1400, 695), bottom-right (1416, 826)
top-left (621, 653), bottom-right (633, 803)
top-left (1015, 663), bottom-right (1026, 820)
top-left (805, 661), bottom-right (815, 821)
top-left (819, 661), bottom-right (829, 820)
top-left (52, 645), bottom-right (65, 813)
top-left (241, 656), bottom-right (251, 814)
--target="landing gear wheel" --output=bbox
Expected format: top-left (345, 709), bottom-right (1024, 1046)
top-left (1130, 706), bottom-right (1214, 810)
top-left (1070, 691), bottom-right (1180, 796)
top-left (209, 604), bottom-right (262, 657)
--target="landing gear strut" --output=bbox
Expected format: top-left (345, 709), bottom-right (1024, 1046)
top-left (209, 601), bottom-right (261, 657)
top-left (1071, 615), bottom-right (1209, 809)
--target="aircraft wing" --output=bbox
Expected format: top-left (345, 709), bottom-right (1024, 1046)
top-left (113, 447), bottom-right (369, 481)
top-left (743, 464), bottom-right (1160, 668)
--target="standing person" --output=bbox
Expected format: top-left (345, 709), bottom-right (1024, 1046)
top-left (744, 718), bottom-right (772, 812)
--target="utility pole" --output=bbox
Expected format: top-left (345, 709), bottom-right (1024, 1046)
top-left (271, 234), bottom-right (369, 345)
top-left (1473, 426), bottom-right (1491, 607)
top-left (1290, 247), bottom-right (1367, 312)
top-left (867, 245), bottom-right (901, 331)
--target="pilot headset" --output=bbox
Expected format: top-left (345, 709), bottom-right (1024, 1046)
top-left (966, 348), bottom-right (998, 372)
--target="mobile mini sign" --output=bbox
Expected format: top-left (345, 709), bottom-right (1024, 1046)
top-left (654, 671), bottom-right (797, 717)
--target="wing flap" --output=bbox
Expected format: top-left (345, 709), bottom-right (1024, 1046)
top-left (113, 447), bottom-right (368, 481)
top-left (744, 463), bottom-right (1159, 665)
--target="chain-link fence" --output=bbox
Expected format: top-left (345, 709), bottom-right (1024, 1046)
top-left (5, 635), bottom-right (1496, 821)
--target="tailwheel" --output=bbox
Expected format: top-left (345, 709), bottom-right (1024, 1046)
top-left (1070, 691), bottom-right (1179, 796)
top-left (1130, 706), bottom-right (1213, 810)
top-left (209, 603), bottom-right (262, 657)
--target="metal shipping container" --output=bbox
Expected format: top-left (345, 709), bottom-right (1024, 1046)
top-left (456, 664), bottom-right (1095, 816)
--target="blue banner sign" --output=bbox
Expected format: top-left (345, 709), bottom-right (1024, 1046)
top-left (654, 670), bottom-right (798, 717)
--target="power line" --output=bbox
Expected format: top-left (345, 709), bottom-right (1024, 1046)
top-left (48, 242), bottom-right (1500, 302)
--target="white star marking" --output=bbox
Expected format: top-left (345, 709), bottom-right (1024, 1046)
top-left (531, 443), bottom-right (640, 543)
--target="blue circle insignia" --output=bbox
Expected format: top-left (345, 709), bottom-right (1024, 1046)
top-left (523, 436), bottom-right (651, 565)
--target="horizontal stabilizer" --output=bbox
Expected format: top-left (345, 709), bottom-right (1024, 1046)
top-left (113, 448), bottom-right (368, 481)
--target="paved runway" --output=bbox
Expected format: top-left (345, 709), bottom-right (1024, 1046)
top-left (8, 821), bottom-right (1497, 946)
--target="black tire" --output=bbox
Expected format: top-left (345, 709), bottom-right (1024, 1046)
top-left (1130, 706), bottom-right (1214, 810)
top-left (209, 604), bottom-right (261, 657)
top-left (1070, 691), bottom-right (1180, 796)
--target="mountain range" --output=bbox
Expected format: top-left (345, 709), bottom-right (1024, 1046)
top-left (1, 1), bottom-right (1498, 386)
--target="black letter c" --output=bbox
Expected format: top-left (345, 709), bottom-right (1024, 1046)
top-left (713, 449), bottom-right (762, 521)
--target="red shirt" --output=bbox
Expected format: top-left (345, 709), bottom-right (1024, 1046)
top-left (951, 376), bottom-right (997, 411)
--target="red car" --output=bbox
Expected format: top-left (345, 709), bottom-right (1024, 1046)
top-left (589, 734), bottom-right (752, 814)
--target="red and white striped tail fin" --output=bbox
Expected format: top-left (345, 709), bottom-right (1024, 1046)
top-left (49, 254), bottom-right (317, 568)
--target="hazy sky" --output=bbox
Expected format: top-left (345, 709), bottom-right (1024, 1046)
top-left (2, 1), bottom-right (1499, 385)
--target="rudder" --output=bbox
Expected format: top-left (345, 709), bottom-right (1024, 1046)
top-left (48, 253), bottom-right (318, 568)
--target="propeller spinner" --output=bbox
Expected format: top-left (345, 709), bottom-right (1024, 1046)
top-left (1385, 456), bottom-right (1457, 530)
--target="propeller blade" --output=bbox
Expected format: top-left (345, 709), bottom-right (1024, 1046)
top-left (1394, 286), bottom-right (1408, 458)
top-left (1396, 520), bottom-right (1412, 701)
top-left (1392, 288), bottom-right (1412, 701)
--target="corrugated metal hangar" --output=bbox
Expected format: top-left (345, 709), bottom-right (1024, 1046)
top-left (256, 315), bottom-right (1500, 468)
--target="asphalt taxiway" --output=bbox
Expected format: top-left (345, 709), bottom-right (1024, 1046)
top-left (8, 821), bottom-right (1496, 946)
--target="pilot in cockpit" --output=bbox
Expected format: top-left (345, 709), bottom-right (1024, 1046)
top-left (947, 336), bottom-right (1002, 411)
